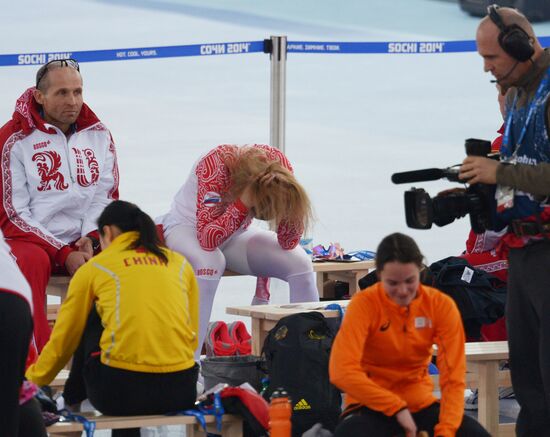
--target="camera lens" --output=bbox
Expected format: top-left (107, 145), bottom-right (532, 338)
top-left (405, 189), bottom-right (433, 229)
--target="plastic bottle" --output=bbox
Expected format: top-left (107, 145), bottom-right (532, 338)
top-left (269, 388), bottom-right (292, 437)
top-left (259, 377), bottom-right (270, 397)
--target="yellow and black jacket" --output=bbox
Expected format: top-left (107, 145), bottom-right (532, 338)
top-left (27, 231), bottom-right (199, 385)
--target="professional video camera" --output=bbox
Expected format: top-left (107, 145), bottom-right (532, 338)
top-left (391, 138), bottom-right (499, 234)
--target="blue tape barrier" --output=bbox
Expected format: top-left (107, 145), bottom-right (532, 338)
top-left (288, 40), bottom-right (473, 54)
top-left (289, 36), bottom-right (550, 54)
top-left (3, 36), bottom-right (550, 67)
top-left (58, 410), bottom-right (96, 437)
top-left (0, 41), bottom-right (265, 67)
top-left (173, 391), bottom-right (224, 436)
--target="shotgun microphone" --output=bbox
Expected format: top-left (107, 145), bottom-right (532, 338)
top-left (391, 167), bottom-right (462, 184)
top-left (391, 168), bottom-right (446, 184)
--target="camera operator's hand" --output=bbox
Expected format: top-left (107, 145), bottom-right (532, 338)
top-left (460, 156), bottom-right (498, 185)
top-left (240, 172), bottom-right (276, 211)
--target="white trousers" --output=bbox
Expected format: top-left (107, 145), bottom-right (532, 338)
top-left (164, 224), bottom-right (318, 357)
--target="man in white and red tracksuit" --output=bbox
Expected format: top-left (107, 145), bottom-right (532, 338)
top-left (0, 59), bottom-right (119, 352)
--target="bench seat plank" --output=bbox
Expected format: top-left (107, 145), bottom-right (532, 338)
top-left (47, 413), bottom-right (242, 435)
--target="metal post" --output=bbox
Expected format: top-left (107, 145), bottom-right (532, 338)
top-left (267, 35), bottom-right (287, 152)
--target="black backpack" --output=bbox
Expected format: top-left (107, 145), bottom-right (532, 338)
top-left (429, 256), bottom-right (507, 339)
top-left (261, 312), bottom-right (341, 437)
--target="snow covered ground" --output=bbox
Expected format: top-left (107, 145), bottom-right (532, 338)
top-left (4, 0), bottom-right (547, 434)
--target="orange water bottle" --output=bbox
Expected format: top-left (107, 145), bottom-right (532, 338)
top-left (269, 388), bottom-right (292, 437)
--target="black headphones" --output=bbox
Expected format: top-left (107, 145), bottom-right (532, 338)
top-left (488, 4), bottom-right (534, 62)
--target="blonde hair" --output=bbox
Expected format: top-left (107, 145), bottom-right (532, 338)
top-left (226, 146), bottom-right (312, 232)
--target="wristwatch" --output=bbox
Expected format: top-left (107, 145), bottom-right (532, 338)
top-left (89, 236), bottom-right (101, 252)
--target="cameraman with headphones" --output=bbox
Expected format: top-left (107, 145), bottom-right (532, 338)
top-left (460, 6), bottom-right (550, 436)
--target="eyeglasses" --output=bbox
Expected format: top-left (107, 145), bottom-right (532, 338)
top-left (35, 59), bottom-right (80, 88)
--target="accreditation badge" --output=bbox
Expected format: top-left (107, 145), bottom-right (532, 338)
top-left (496, 185), bottom-right (515, 213)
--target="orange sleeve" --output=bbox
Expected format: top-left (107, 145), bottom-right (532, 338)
top-left (432, 291), bottom-right (466, 437)
top-left (329, 294), bottom-right (407, 416)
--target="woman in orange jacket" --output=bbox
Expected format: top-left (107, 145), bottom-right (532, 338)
top-left (329, 233), bottom-right (489, 437)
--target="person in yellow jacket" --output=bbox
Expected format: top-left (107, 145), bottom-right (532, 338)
top-left (329, 233), bottom-right (489, 437)
top-left (26, 200), bottom-right (199, 437)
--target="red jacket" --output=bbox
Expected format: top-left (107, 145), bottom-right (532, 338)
top-left (0, 88), bottom-right (119, 266)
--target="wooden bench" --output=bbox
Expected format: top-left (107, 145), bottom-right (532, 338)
top-left (46, 275), bottom-right (71, 300)
top-left (215, 261), bottom-right (375, 299)
top-left (311, 260), bottom-right (375, 297)
top-left (464, 341), bottom-right (513, 437)
top-left (407, 342), bottom-right (513, 437)
top-left (51, 369), bottom-right (70, 391)
top-left (47, 412), bottom-right (243, 436)
top-left (431, 368), bottom-right (511, 391)
top-left (226, 300), bottom-right (349, 355)
top-left (47, 304), bottom-right (61, 328)
top-left (45, 371), bottom-right (244, 436)
top-left (46, 260), bottom-right (375, 303)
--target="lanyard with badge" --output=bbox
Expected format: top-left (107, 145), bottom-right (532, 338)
top-left (497, 68), bottom-right (550, 212)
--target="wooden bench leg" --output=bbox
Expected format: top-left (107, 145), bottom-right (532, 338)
top-left (221, 420), bottom-right (243, 437)
top-left (251, 318), bottom-right (262, 356)
top-left (186, 420), bottom-right (243, 437)
top-left (185, 423), bottom-right (199, 437)
top-left (316, 272), bottom-right (327, 298)
top-left (353, 271), bottom-right (362, 295)
top-left (477, 361), bottom-right (499, 436)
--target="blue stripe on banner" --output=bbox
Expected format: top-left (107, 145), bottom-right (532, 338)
top-left (0, 41), bottom-right (265, 67)
top-left (2, 37), bottom-right (550, 67)
top-left (289, 36), bottom-right (550, 54)
top-left (287, 40), bottom-right (477, 54)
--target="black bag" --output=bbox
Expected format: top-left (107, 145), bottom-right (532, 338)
top-left (201, 355), bottom-right (266, 392)
top-left (358, 270), bottom-right (378, 290)
top-left (262, 312), bottom-right (341, 437)
top-left (196, 386), bottom-right (269, 437)
top-left (428, 256), bottom-right (507, 339)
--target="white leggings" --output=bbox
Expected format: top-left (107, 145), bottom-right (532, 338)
top-left (164, 224), bottom-right (318, 357)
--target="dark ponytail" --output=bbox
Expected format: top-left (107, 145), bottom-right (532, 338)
top-left (375, 233), bottom-right (424, 272)
top-left (97, 200), bottom-right (169, 264)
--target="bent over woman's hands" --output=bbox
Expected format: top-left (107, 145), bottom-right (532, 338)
top-left (395, 408), bottom-right (417, 437)
top-left (240, 172), bottom-right (278, 210)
